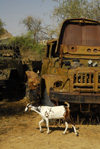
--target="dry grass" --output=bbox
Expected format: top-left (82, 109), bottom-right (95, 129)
top-left (0, 100), bottom-right (100, 149)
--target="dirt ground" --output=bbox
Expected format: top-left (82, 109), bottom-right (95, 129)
top-left (0, 109), bottom-right (100, 149)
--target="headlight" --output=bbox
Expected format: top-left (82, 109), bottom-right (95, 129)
top-left (54, 81), bottom-right (63, 88)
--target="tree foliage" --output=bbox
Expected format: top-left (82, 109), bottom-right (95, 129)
top-left (0, 18), bottom-right (5, 36)
top-left (22, 16), bottom-right (45, 43)
top-left (9, 33), bottom-right (45, 52)
top-left (52, 0), bottom-right (100, 22)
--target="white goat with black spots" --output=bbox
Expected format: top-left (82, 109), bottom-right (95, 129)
top-left (25, 103), bottom-right (78, 136)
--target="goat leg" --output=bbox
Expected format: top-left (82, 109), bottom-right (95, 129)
top-left (72, 125), bottom-right (79, 136)
top-left (63, 121), bottom-right (68, 134)
top-left (39, 119), bottom-right (44, 133)
top-left (45, 118), bottom-right (50, 134)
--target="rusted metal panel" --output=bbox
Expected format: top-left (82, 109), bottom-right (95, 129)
top-left (57, 18), bottom-right (100, 55)
top-left (25, 71), bottom-right (40, 90)
top-left (62, 24), bottom-right (100, 46)
top-left (62, 45), bottom-right (100, 56)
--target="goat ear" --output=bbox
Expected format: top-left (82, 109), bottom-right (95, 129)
top-left (27, 103), bottom-right (32, 107)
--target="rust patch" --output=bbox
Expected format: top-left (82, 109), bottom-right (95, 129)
top-left (26, 71), bottom-right (40, 90)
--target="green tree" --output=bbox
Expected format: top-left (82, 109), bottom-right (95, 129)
top-left (0, 18), bottom-right (5, 36)
top-left (52, 0), bottom-right (100, 22)
top-left (88, 0), bottom-right (100, 21)
top-left (22, 16), bottom-right (43, 43)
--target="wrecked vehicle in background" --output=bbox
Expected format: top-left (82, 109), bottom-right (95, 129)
top-left (40, 18), bottom-right (100, 114)
top-left (0, 44), bottom-right (25, 100)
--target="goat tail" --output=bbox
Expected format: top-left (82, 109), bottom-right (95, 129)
top-left (64, 101), bottom-right (70, 108)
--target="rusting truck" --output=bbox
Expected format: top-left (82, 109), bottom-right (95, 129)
top-left (41, 18), bottom-right (100, 114)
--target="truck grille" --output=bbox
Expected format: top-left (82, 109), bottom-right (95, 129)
top-left (73, 73), bottom-right (94, 84)
top-left (73, 73), bottom-right (94, 90)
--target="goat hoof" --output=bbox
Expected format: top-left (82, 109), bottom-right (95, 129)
top-left (62, 132), bottom-right (66, 135)
top-left (40, 130), bottom-right (43, 133)
top-left (76, 132), bottom-right (79, 136)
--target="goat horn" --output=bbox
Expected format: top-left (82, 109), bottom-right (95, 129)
top-left (64, 102), bottom-right (70, 108)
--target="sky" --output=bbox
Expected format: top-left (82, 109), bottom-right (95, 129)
top-left (0, 0), bottom-right (57, 36)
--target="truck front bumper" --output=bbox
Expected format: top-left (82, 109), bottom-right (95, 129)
top-left (49, 90), bottom-right (100, 104)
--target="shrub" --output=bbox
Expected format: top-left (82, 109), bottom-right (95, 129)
top-left (8, 34), bottom-right (45, 56)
